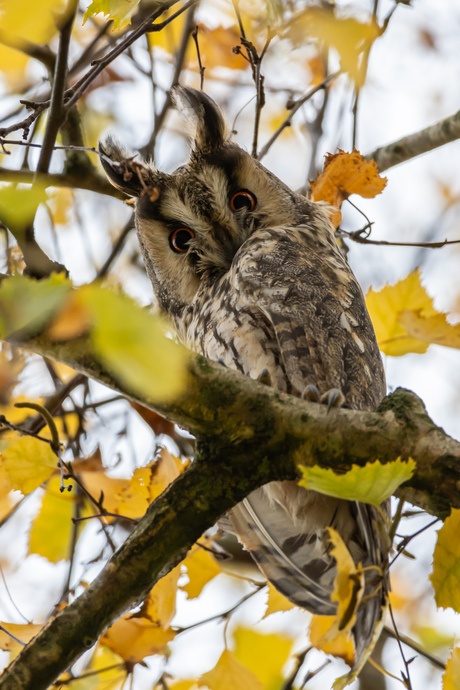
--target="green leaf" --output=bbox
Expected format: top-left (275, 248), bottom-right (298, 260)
top-left (298, 458), bottom-right (415, 507)
top-left (431, 510), bottom-right (460, 613)
top-left (0, 273), bottom-right (71, 338)
top-left (83, 0), bottom-right (142, 29)
top-left (80, 284), bottom-right (188, 401)
top-left (0, 183), bottom-right (48, 231)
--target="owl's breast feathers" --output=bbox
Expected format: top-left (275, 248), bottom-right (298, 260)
top-left (175, 224), bottom-right (389, 675)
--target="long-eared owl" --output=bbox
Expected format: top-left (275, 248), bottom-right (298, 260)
top-left (100, 87), bottom-right (390, 682)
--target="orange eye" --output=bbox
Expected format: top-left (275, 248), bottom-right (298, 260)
top-left (169, 227), bottom-right (195, 253)
top-left (230, 190), bottom-right (257, 212)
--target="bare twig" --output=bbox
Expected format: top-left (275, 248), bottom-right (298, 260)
top-left (338, 228), bottom-right (460, 250)
top-left (383, 626), bottom-right (445, 672)
top-left (257, 72), bottom-right (339, 161)
top-left (192, 25), bottom-right (205, 90)
top-left (97, 215), bottom-right (135, 278)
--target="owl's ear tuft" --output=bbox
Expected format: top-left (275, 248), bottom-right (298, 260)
top-left (172, 86), bottom-right (226, 153)
top-left (99, 137), bottom-right (153, 197)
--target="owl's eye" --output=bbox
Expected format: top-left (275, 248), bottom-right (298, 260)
top-left (230, 190), bottom-right (257, 212)
top-left (169, 227), bottom-right (195, 253)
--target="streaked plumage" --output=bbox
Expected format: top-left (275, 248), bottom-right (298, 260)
top-left (100, 86), bottom-right (390, 679)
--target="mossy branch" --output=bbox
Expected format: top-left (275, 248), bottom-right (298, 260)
top-left (0, 333), bottom-right (459, 689)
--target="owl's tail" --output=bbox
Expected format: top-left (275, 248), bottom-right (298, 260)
top-left (225, 482), bottom-right (389, 685)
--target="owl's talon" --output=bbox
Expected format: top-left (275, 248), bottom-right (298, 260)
top-left (302, 384), bottom-right (320, 402)
top-left (257, 369), bottom-right (271, 386)
top-left (321, 388), bottom-right (345, 412)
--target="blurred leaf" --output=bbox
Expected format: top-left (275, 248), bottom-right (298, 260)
top-left (366, 269), bottom-right (458, 356)
top-left (327, 528), bottom-right (364, 639)
top-left (310, 150), bottom-right (387, 211)
top-left (0, 183), bottom-right (48, 231)
top-left (443, 647), bottom-right (460, 690)
top-left (139, 565), bottom-right (181, 627)
top-left (101, 613), bottom-right (175, 664)
top-left (195, 25), bottom-right (248, 71)
top-left (1, 436), bottom-right (56, 494)
top-left (83, 0), bottom-right (141, 29)
top-left (309, 615), bottom-right (355, 666)
top-left (181, 544), bottom-right (221, 599)
top-left (233, 627), bottom-right (293, 689)
top-left (0, 622), bottom-right (43, 651)
top-left (286, 8), bottom-right (379, 85)
top-left (29, 476), bottom-right (75, 562)
top-left (48, 292), bottom-right (92, 341)
top-left (299, 459), bottom-right (415, 507)
top-left (263, 583), bottom-right (296, 618)
top-left (431, 510), bottom-right (460, 613)
top-left (199, 649), bottom-right (262, 690)
top-left (48, 189), bottom-right (74, 226)
top-left (80, 284), bottom-right (188, 402)
top-left (0, 274), bottom-right (71, 338)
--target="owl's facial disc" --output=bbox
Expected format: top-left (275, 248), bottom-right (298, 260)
top-left (99, 87), bottom-right (318, 316)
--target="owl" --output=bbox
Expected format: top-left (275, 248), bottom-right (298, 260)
top-left (100, 87), bottom-right (390, 681)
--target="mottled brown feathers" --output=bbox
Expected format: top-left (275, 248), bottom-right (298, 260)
top-left (100, 86), bottom-right (390, 676)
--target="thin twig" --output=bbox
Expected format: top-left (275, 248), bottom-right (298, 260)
top-left (97, 215), bottom-right (135, 278)
top-left (192, 25), bottom-right (205, 89)
top-left (339, 228), bottom-right (460, 249)
top-left (36, 0), bottom-right (78, 176)
top-left (257, 72), bottom-right (339, 161)
top-left (383, 626), bottom-right (445, 672)
top-left (388, 601), bottom-right (414, 690)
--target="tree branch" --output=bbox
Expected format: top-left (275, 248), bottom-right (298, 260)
top-left (0, 332), bottom-right (458, 688)
top-left (365, 107), bottom-right (460, 172)
top-left (0, 167), bottom-right (123, 198)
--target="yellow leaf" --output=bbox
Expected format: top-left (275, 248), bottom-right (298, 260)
top-left (431, 510), bottom-right (460, 613)
top-left (327, 528), bottom-right (364, 639)
top-left (199, 649), bottom-right (262, 690)
top-left (101, 616), bottom-right (175, 664)
top-left (84, 0), bottom-right (141, 29)
top-left (78, 645), bottom-right (126, 690)
top-left (0, 274), bottom-right (71, 339)
top-left (1, 436), bottom-right (56, 494)
top-left (286, 9), bottom-right (379, 86)
top-left (398, 310), bottom-right (460, 350)
top-left (443, 647), bottom-right (460, 690)
top-left (29, 476), bottom-right (76, 562)
top-left (0, 183), bottom-right (48, 231)
top-left (141, 565), bottom-right (181, 627)
top-left (0, 622), bottom-right (43, 651)
top-left (309, 615), bottom-right (355, 666)
top-left (263, 583), bottom-right (296, 617)
top-left (79, 284), bottom-right (189, 402)
top-left (48, 188), bottom-right (73, 226)
top-left (181, 545), bottom-right (221, 599)
top-left (48, 293), bottom-right (92, 341)
top-left (195, 25), bottom-right (248, 72)
top-left (233, 627), bottom-right (293, 689)
top-left (310, 150), bottom-right (387, 209)
top-left (366, 269), bottom-right (450, 356)
top-left (299, 458), bottom-right (415, 507)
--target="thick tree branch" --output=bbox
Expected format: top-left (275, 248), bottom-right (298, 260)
top-left (0, 332), bottom-right (459, 688)
top-left (0, 167), bottom-right (123, 198)
top-left (365, 107), bottom-right (460, 172)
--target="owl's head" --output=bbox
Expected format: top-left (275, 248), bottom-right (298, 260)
top-left (100, 87), bottom-right (321, 316)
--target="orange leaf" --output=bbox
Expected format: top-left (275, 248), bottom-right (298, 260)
top-left (310, 150), bottom-right (387, 210)
top-left (309, 615), bottom-right (355, 666)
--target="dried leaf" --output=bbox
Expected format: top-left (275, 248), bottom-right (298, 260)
top-left (431, 510), bottom-right (460, 613)
top-left (101, 617), bottom-right (175, 664)
top-left (263, 583), bottom-right (296, 618)
top-left (233, 627), bottom-right (293, 688)
top-left (299, 458), bottom-right (415, 507)
top-left (199, 649), bottom-right (262, 690)
top-left (310, 150), bottom-right (387, 209)
top-left (29, 476), bottom-right (76, 562)
top-left (443, 647), bottom-right (460, 690)
top-left (181, 544), bottom-right (221, 599)
top-left (309, 615), bottom-right (355, 666)
top-left (1, 436), bottom-right (56, 494)
top-left (327, 528), bottom-right (364, 639)
top-left (366, 269), bottom-right (459, 356)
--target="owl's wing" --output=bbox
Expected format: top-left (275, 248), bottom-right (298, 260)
top-left (226, 226), bottom-right (389, 675)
